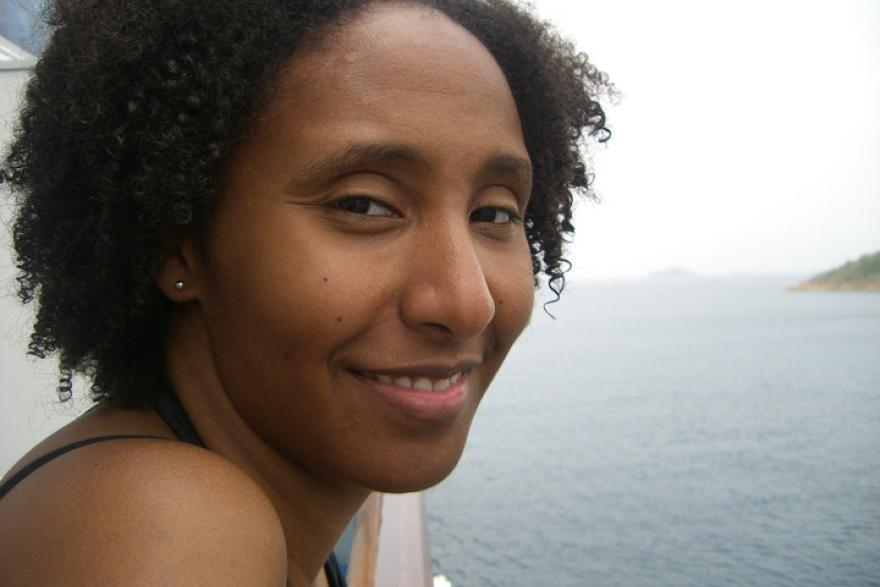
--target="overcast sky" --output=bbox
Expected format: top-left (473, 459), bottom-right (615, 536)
top-left (529, 0), bottom-right (880, 279)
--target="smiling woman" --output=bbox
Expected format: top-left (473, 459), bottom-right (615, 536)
top-left (0, 0), bottom-right (609, 585)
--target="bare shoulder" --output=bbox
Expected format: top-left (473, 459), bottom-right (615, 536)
top-left (0, 438), bottom-right (287, 586)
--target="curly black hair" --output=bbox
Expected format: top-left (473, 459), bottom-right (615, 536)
top-left (2, 0), bottom-right (610, 408)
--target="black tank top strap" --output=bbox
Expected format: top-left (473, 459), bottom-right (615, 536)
top-left (154, 388), bottom-right (348, 586)
top-left (1, 387), bottom-right (200, 501)
top-left (155, 386), bottom-right (204, 446)
top-left (0, 434), bottom-right (165, 500)
top-left (324, 551), bottom-right (348, 587)
top-left (1, 393), bottom-right (348, 586)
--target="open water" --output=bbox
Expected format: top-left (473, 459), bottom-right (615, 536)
top-left (427, 276), bottom-right (880, 587)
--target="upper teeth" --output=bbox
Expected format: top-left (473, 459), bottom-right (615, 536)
top-left (375, 372), bottom-right (463, 391)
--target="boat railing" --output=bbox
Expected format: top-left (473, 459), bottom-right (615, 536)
top-left (347, 492), bottom-right (433, 587)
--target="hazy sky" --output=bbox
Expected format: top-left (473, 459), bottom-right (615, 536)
top-left (530, 0), bottom-right (880, 279)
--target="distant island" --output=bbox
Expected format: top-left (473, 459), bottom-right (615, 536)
top-left (790, 251), bottom-right (880, 292)
top-left (650, 267), bottom-right (697, 278)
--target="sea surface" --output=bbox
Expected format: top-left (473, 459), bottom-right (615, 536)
top-left (426, 276), bottom-right (880, 587)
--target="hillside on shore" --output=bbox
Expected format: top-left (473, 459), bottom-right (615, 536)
top-left (791, 251), bottom-right (880, 292)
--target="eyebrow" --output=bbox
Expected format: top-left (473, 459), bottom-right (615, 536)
top-left (295, 142), bottom-right (427, 184)
top-left (483, 153), bottom-right (533, 194)
top-left (290, 141), bottom-right (533, 198)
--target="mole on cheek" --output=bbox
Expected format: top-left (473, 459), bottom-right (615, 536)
top-left (323, 276), bottom-right (329, 283)
top-left (336, 316), bottom-right (343, 323)
top-left (498, 299), bottom-right (504, 306)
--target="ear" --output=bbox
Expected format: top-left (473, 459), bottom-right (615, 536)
top-left (154, 233), bottom-right (203, 303)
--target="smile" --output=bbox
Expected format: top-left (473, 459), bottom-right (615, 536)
top-left (360, 371), bottom-right (464, 392)
top-left (351, 368), bottom-right (472, 421)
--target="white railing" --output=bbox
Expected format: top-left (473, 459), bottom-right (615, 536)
top-left (347, 492), bottom-right (433, 587)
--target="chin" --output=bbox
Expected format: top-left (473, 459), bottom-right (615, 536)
top-left (347, 433), bottom-right (470, 494)
top-left (367, 461), bottom-right (462, 494)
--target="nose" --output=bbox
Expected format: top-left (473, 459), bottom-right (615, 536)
top-left (399, 224), bottom-right (496, 342)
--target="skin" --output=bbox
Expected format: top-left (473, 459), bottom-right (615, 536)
top-left (0, 4), bottom-right (535, 586)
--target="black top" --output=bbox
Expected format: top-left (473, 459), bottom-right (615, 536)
top-left (0, 389), bottom-right (347, 587)
top-left (0, 433), bottom-right (164, 500)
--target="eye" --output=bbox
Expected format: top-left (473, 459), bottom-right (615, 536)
top-left (330, 196), bottom-right (397, 217)
top-left (470, 207), bottom-right (520, 224)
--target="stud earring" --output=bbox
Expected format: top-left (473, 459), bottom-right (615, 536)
top-left (174, 280), bottom-right (185, 291)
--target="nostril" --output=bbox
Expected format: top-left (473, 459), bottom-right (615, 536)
top-left (421, 321), bottom-right (455, 338)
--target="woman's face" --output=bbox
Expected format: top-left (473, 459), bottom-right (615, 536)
top-left (194, 4), bottom-right (534, 492)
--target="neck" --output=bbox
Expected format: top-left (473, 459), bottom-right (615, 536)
top-left (164, 307), bottom-right (368, 585)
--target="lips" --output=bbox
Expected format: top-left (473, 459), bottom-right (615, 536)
top-left (351, 367), bottom-right (472, 421)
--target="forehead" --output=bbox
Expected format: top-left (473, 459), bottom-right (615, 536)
top-left (291, 3), bottom-right (510, 96)
top-left (250, 3), bottom-right (525, 156)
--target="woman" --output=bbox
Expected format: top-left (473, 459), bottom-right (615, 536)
top-left (0, 0), bottom-right (609, 584)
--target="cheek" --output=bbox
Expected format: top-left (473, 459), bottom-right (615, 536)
top-left (489, 243), bottom-right (536, 347)
top-left (211, 261), bottom-right (367, 357)
top-left (204, 204), bottom-right (366, 330)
